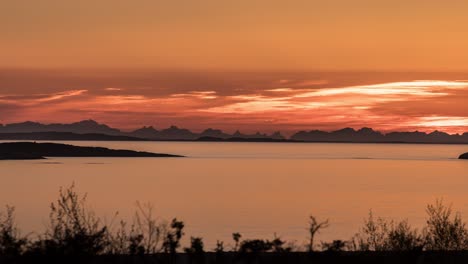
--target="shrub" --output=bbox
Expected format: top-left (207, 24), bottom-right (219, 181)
top-left (355, 210), bottom-right (390, 251)
top-left (28, 184), bottom-right (108, 255)
top-left (271, 236), bottom-right (291, 252)
top-left (387, 220), bottom-right (423, 251)
top-left (0, 206), bottom-right (27, 256)
top-left (131, 202), bottom-right (167, 254)
top-left (214, 240), bottom-right (224, 253)
top-left (162, 218), bottom-right (184, 253)
top-left (424, 199), bottom-right (468, 250)
top-left (107, 220), bottom-right (146, 255)
top-left (321, 240), bottom-right (348, 251)
top-left (353, 211), bottom-right (422, 251)
top-left (232, 232), bottom-right (242, 252)
top-left (184, 237), bottom-right (204, 253)
top-left (239, 239), bottom-right (273, 253)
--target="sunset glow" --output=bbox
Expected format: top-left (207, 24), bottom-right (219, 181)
top-left (1, 1), bottom-right (468, 134)
top-left (2, 1), bottom-right (468, 256)
top-left (1, 76), bottom-right (467, 134)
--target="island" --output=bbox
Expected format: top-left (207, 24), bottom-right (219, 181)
top-left (0, 142), bottom-right (183, 160)
top-left (460, 153), bottom-right (468, 159)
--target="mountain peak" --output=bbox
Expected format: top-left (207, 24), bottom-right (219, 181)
top-left (359, 127), bottom-right (374, 132)
top-left (134, 126), bottom-right (158, 132)
top-left (429, 130), bottom-right (449, 136)
top-left (335, 127), bottom-right (356, 133)
top-left (68, 120), bottom-right (104, 128)
top-left (75, 119), bottom-right (99, 125)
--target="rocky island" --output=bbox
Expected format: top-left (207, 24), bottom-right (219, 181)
top-left (460, 153), bottom-right (468, 159)
top-left (0, 142), bottom-right (183, 160)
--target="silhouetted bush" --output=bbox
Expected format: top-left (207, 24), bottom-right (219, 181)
top-left (236, 235), bottom-right (291, 253)
top-left (131, 202), bottom-right (167, 254)
top-left (271, 235), bottom-right (291, 252)
top-left (321, 240), bottom-right (348, 251)
top-left (352, 210), bottom-right (390, 251)
top-left (214, 240), bottom-right (224, 253)
top-left (387, 220), bottom-right (423, 251)
top-left (28, 184), bottom-right (108, 255)
top-left (162, 218), bottom-right (185, 253)
top-left (352, 210), bottom-right (426, 251)
top-left (0, 206), bottom-right (27, 256)
top-left (232, 232), bottom-right (242, 252)
top-left (424, 199), bottom-right (468, 250)
top-left (107, 220), bottom-right (147, 255)
top-left (106, 202), bottom-right (172, 255)
top-left (4, 185), bottom-right (468, 257)
top-left (239, 239), bottom-right (273, 253)
top-left (184, 237), bottom-right (204, 253)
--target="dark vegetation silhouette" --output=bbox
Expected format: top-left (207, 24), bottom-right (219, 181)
top-left (162, 218), bottom-right (185, 254)
top-left (350, 210), bottom-right (424, 251)
top-left (3, 186), bottom-right (468, 263)
top-left (27, 185), bottom-right (108, 256)
top-left (184, 237), bottom-right (204, 254)
top-left (214, 240), bottom-right (224, 253)
top-left (307, 215), bottom-right (329, 251)
top-left (0, 206), bottom-right (27, 256)
top-left (321, 240), bottom-right (348, 251)
top-left (232, 232), bottom-right (241, 252)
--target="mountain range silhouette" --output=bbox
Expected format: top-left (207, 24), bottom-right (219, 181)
top-left (1, 120), bottom-right (467, 143)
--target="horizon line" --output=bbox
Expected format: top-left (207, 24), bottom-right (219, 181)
top-left (1, 119), bottom-right (466, 137)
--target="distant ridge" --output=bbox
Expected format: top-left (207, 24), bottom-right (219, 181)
top-left (0, 120), bottom-right (120, 135)
top-left (1, 120), bottom-right (467, 144)
top-left (0, 132), bottom-right (145, 141)
top-left (291, 127), bottom-right (468, 144)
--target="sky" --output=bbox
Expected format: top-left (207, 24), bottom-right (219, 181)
top-left (1, 0), bottom-right (467, 134)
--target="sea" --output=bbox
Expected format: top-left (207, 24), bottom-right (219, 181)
top-left (1, 140), bottom-right (467, 248)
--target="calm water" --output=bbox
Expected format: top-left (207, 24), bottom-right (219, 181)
top-left (1, 141), bottom-right (468, 248)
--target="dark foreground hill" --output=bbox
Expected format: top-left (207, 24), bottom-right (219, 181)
top-left (460, 153), bottom-right (468, 159)
top-left (0, 142), bottom-right (183, 160)
top-left (4, 252), bottom-right (468, 264)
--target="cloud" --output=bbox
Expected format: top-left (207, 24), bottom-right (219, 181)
top-left (104, 88), bottom-right (123, 91)
top-left (36, 90), bottom-right (88, 102)
top-left (265, 88), bottom-right (295, 92)
top-left (0, 80), bottom-right (467, 134)
top-left (414, 116), bottom-right (468, 128)
top-left (205, 80), bottom-right (468, 113)
top-left (0, 90), bottom-right (88, 105)
top-left (171, 91), bottom-right (218, 99)
top-left (199, 80), bottom-right (468, 133)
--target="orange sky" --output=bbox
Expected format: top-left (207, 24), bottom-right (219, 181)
top-left (2, 0), bottom-right (468, 70)
top-left (0, 1), bottom-right (467, 133)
